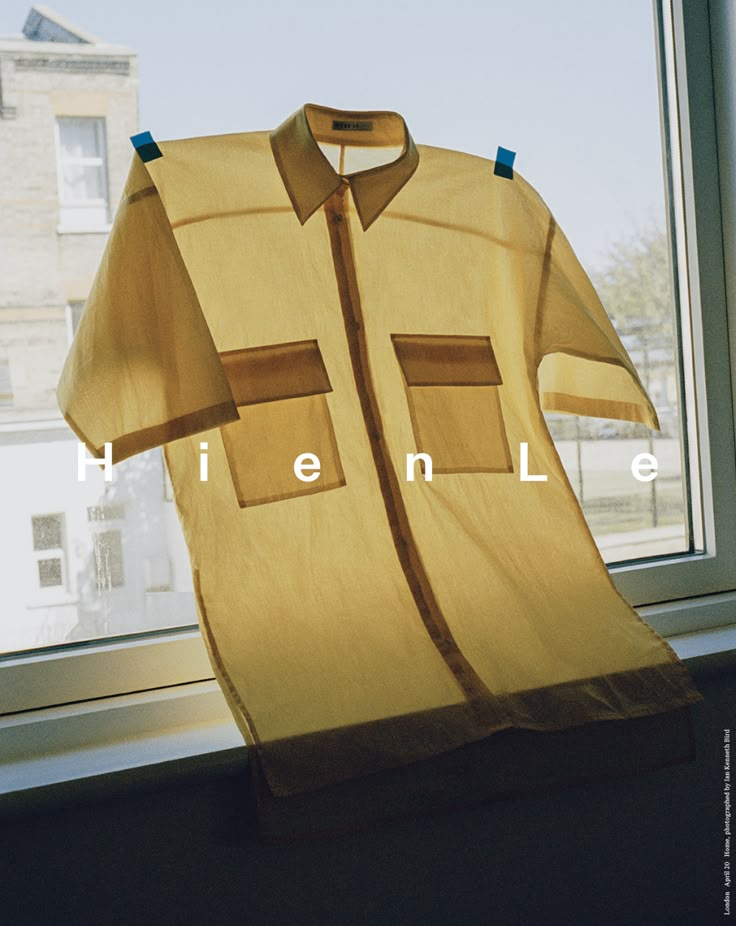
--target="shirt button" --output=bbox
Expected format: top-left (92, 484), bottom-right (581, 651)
top-left (334, 213), bottom-right (343, 224)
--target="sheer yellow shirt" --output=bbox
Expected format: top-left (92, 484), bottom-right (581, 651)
top-left (57, 103), bottom-right (699, 797)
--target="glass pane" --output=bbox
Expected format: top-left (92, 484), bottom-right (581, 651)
top-left (32, 514), bottom-right (63, 551)
top-left (38, 558), bottom-right (63, 588)
top-left (2, 441), bottom-right (195, 653)
top-left (60, 162), bottom-right (105, 202)
top-left (58, 117), bottom-right (102, 160)
top-left (545, 216), bottom-right (688, 563)
top-left (93, 529), bottom-right (125, 589)
top-left (69, 302), bottom-right (85, 339)
top-left (88, 503), bottom-right (125, 521)
top-left (0, 0), bottom-right (692, 655)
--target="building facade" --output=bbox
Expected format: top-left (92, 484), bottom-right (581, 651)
top-left (0, 6), bottom-right (192, 653)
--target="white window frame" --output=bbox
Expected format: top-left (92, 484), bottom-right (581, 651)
top-left (610, 0), bottom-right (736, 638)
top-left (55, 117), bottom-right (110, 231)
top-left (0, 0), bottom-right (734, 802)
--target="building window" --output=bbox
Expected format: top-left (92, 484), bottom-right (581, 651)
top-left (87, 503), bottom-right (126, 522)
top-left (55, 117), bottom-right (109, 229)
top-left (66, 301), bottom-right (86, 344)
top-left (0, 358), bottom-right (13, 407)
top-left (88, 505), bottom-right (127, 591)
top-left (37, 558), bottom-right (63, 588)
top-left (93, 529), bottom-right (125, 590)
top-left (32, 514), bottom-right (64, 550)
top-left (31, 513), bottom-right (66, 591)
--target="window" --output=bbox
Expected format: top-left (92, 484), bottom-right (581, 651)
top-left (610, 0), bottom-right (736, 631)
top-left (65, 302), bottom-right (85, 344)
top-left (92, 530), bottom-right (125, 589)
top-left (1, 0), bottom-right (735, 722)
top-left (31, 513), bottom-right (67, 592)
top-left (55, 117), bottom-right (109, 229)
top-left (88, 505), bottom-right (126, 590)
top-left (32, 513), bottom-right (64, 550)
top-left (37, 559), bottom-right (63, 588)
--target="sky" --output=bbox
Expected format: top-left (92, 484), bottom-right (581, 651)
top-left (1, 0), bottom-right (668, 270)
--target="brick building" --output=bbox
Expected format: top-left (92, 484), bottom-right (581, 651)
top-left (0, 4), bottom-right (137, 422)
top-left (0, 6), bottom-right (191, 652)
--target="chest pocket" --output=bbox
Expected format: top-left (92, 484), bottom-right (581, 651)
top-left (218, 340), bottom-right (346, 507)
top-left (391, 334), bottom-right (513, 474)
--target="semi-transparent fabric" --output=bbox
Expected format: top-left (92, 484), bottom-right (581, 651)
top-left (58, 103), bottom-right (700, 798)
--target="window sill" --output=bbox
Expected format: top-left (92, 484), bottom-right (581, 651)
top-left (0, 624), bottom-right (733, 817)
top-left (25, 594), bottom-right (78, 611)
top-left (0, 679), bottom-right (246, 816)
top-left (667, 623), bottom-right (736, 673)
top-left (56, 224), bottom-right (112, 235)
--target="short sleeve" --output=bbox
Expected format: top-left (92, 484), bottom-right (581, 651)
top-left (57, 154), bottom-right (239, 463)
top-left (534, 215), bottom-right (659, 430)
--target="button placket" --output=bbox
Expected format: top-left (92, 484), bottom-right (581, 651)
top-left (323, 185), bottom-right (502, 724)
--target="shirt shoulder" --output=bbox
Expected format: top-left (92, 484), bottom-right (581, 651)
top-left (135, 130), bottom-right (282, 222)
top-left (410, 144), bottom-right (551, 249)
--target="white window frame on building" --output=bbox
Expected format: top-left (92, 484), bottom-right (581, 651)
top-left (55, 117), bottom-right (110, 231)
top-left (0, 0), bottom-right (734, 798)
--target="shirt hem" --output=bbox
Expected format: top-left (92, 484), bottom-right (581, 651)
top-left (0, 628), bottom-right (729, 823)
top-left (540, 390), bottom-right (659, 429)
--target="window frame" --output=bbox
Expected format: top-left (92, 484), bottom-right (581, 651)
top-left (0, 0), bottom-right (734, 742)
top-left (30, 512), bottom-right (68, 598)
top-left (55, 116), bottom-right (110, 231)
top-left (608, 0), bottom-right (736, 634)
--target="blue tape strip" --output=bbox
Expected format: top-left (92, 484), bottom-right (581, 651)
top-left (494, 146), bottom-right (516, 180)
top-left (130, 130), bottom-right (163, 163)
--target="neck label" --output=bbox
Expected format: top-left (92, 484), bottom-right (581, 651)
top-left (332, 120), bottom-right (373, 132)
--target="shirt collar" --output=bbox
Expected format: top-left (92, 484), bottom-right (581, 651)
top-left (269, 103), bottom-right (419, 231)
